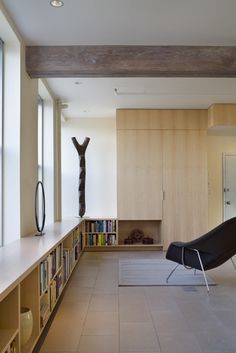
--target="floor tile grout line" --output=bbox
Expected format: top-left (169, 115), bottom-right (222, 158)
top-left (40, 252), bottom-right (236, 353)
top-left (118, 281), bottom-right (121, 353)
top-left (144, 288), bottom-right (163, 353)
top-left (75, 254), bottom-right (100, 353)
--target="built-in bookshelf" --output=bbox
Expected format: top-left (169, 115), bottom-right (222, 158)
top-left (20, 267), bottom-right (40, 353)
top-left (84, 218), bottom-right (117, 247)
top-left (39, 243), bottom-right (63, 329)
top-left (0, 287), bottom-right (19, 353)
top-left (39, 225), bottom-right (84, 330)
top-left (118, 220), bottom-right (162, 246)
top-left (0, 218), bottom-right (84, 353)
top-left (62, 225), bottom-right (83, 285)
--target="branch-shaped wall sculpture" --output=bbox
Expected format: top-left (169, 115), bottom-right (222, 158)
top-left (72, 137), bottom-right (90, 217)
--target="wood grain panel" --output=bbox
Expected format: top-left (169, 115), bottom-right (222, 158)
top-left (117, 109), bottom-right (208, 130)
top-left (117, 130), bottom-right (163, 220)
top-left (162, 130), bottom-right (208, 250)
top-left (26, 46), bottom-right (236, 78)
top-left (208, 104), bottom-right (236, 128)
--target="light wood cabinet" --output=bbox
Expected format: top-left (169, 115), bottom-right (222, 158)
top-left (117, 109), bottom-right (209, 248)
top-left (117, 109), bottom-right (207, 130)
top-left (117, 130), bottom-right (163, 220)
top-left (162, 130), bottom-right (208, 249)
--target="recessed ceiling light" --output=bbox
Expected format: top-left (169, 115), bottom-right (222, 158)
top-left (50, 0), bottom-right (64, 8)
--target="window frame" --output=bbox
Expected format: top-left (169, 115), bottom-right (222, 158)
top-left (0, 39), bottom-right (4, 247)
top-left (38, 95), bottom-right (44, 183)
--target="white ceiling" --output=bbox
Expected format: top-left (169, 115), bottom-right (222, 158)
top-left (2, 0), bottom-right (236, 118)
top-left (2, 0), bottom-right (236, 46)
top-left (47, 77), bottom-right (236, 118)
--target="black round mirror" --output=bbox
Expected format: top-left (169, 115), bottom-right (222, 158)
top-left (35, 181), bottom-right (46, 236)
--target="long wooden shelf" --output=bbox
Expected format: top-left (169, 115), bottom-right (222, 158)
top-left (0, 218), bottom-right (82, 302)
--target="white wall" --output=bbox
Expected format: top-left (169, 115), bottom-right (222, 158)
top-left (61, 118), bottom-right (117, 218)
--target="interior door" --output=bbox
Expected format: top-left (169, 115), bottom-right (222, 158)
top-left (223, 154), bottom-right (236, 220)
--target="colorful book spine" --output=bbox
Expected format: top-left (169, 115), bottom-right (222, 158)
top-left (40, 259), bottom-right (48, 294)
top-left (50, 280), bottom-right (57, 310)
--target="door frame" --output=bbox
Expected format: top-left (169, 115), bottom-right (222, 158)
top-left (222, 153), bottom-right (236, 221)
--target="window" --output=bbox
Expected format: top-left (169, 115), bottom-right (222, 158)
top-left (37, 95), bottom-right (44, 228)
top-left (38, 95), bottom-right (44, 182)
top-left (38, 81), bottom-right (55, 225)
top-left (0, 39), bottom-right (3, 247)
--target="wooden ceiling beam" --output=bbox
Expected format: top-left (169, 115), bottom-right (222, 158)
top-left (26, 45), bottom-right (236, 78)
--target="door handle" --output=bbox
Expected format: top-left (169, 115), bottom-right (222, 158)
top-left (226, 201), bottom-right (231, 205)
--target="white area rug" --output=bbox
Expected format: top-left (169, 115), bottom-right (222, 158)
top-left (119, 259), bottom-right (216, 286)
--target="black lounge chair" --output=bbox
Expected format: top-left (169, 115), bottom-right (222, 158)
top-left (166, 217), bottom-right (236, 292)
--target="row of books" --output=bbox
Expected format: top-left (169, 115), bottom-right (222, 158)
top-left (63, 248), bottom-right (72, 284)
top-left (73, 244), bottom-right (80, 264)
top-left (38, 231), bottom-right (83, 330)
top-left (40, 270), bottom-right (63, 328)
top-left (86, 220), bottom-right (116, 233)
top-left (63, 245), bottom-right (81, 284)
top-left (40, 259), bottom-right (48, 295)
top-left (72, 227), bottom-right (80, 247)
top-left (86, 233), bottom-right (116, 246)
top-left (40, 291), bottom-right (50, 328)
top-left (40, 245), bottom-right (62, 295)
top-left (48, 244), bottom-right (62, 280)
top-left (50, 273), bottom-right (63, 310)
top-left (40, 303), bottom-right (50, 328)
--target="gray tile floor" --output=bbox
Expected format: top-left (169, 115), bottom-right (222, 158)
top-left (39, 251), bottom-right (236, 353)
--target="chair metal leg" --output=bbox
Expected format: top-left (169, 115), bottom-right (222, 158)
top-left (167, 248), bottom-right (209, 293)
top-left (166, 263), bottom-right (179, 283)
top-left (230, 257), bottom-right (236, 270)
top-left (192, 248), bottom-right (210, 294)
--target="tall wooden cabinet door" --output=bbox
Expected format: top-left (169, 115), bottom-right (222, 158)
top-left (162, 130), bottom-right (208, 250)
top-left (117, 130), bottom-right (163, 220)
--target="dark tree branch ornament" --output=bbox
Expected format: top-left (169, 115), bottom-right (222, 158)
top-left (72, 137), bottom-right (90, 217)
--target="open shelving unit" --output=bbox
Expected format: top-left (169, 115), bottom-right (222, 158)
top-left (118, 220), bottom-right (162, 246)
top-left (84, 218), bottom-right (118, 249)
top-left (20, 268), bottom-right (40, 353)
top-left (0, 218), bottom-right (84, 353)
top-left (0, 286), bottom-right (19, 353)
top-left (62, 224), bottom-right (83, 285)
top-left (83, 218), bottom-right (163, 251)
top-left (0, 216), bottom-right (162, 353)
